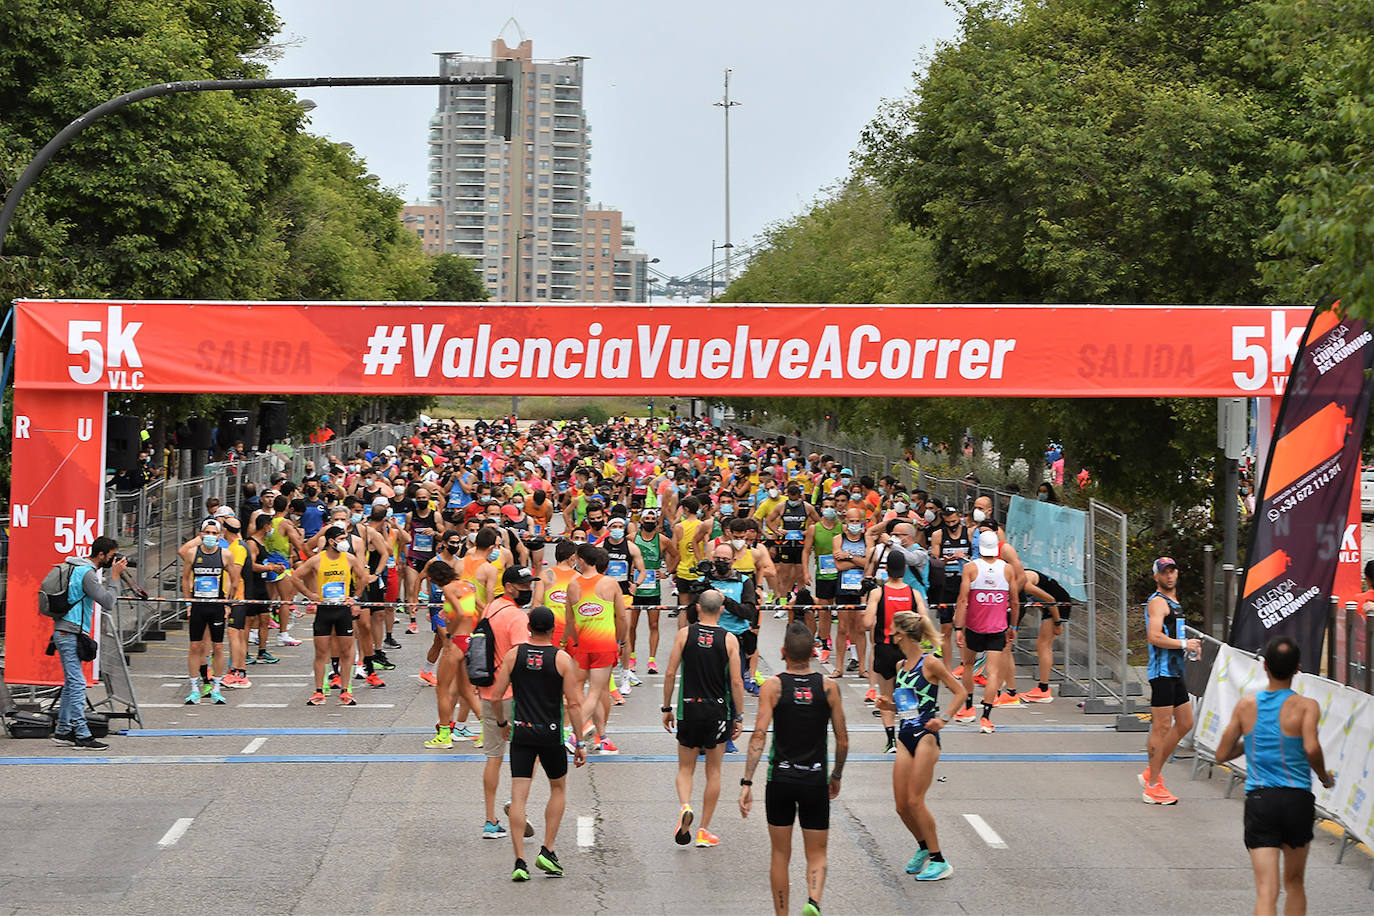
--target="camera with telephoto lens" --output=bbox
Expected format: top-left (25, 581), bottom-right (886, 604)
top-left (114, 553), bottom-right (138, 568)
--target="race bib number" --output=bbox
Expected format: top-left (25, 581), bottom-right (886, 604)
top-left (607, 559), bottom-right (629, 580)
top-left (413, 532), bottom-right (434, 553)
top-left (877, 568), bottom-right (889, 582)
top-left (817, 555), bottom-right (837, 575)
top-left (640, 568), bottom-right (657, 588)
top-left (784, 529), bottom-right (804, 541)
top-left (193, 575), bottom-right (219, 598)
top-left (387, 554), bottom-right (396, 569)
top-left (894, 686), bottom-right (921, 721)
top-left (840, 568), bottom-right (863, 591)
top-left (322, 580), bottom-right (346, 602)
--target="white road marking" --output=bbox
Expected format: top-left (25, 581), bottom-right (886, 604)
top-left (241, 737), bottom-right (268, 754)
top-left (160, 683), bottom-right (180, 688)
top-left (259, 683), bottom-right (310, 688)
top-left (158, 817), bottom-right (195, 847)
top-left (239, 703), bottom-right (288, 709)
top-left (577, 816), bottom-right (595, 847)
top-left (963, 813), bottom-right (1008, 849)
top-left (354, 704), bottom-right (395, 708)
top-left (141, 703), bottom-right (191, 708)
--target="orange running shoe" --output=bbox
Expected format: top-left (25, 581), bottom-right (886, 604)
top-left (1137, 767), bottom-right (1154, 789)
top-left (338, 690), bottom-right (357, 706)
top-left (674, 805), bottom-right (695, 846)
top-left (952, 706), bottom-right (977, 724)
top-left (992, 692), bottom-right (1025, 708)
top-left (694, 827), bottom-right (719, 848)
top-left (1143, 782), bottom-right (1178, 805)
top-left (365, 672), bottom-right (386, 688)
top-left (306, 691), bottom-right (326, 706)
top-left (863, 687), bottom-right (877, 704)
top-left (419, 671), bottom-right (438, 687)
top-left (978, 716), bottom-right (995, 734)
top-left (1022, 685), bottom-right (1053, 703)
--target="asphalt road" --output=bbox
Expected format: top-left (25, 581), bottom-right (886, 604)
top-left (3, 606), bottom-right (1372, 916)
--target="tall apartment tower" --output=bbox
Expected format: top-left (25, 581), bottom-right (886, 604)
top-left (431, 36), bottom-right (590, 302)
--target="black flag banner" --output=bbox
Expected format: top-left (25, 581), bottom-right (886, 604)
top-left (1232, 300), bottom-right (1374, 656)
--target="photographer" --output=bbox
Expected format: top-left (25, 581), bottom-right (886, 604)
top-left (50, 536), bottom-right (125, 749)
top-left (697, 543), bottom-right (761, 697)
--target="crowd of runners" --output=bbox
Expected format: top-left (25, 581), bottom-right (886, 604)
top-left (155, 414), bottom-right (1218, 912)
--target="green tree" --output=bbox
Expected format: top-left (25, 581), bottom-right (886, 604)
top-left (428, 252), bottom-right (489, 301)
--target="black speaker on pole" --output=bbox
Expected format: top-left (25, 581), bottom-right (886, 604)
top-left (218, 409), bottom-right (251, 450)
top-left (259, 400), bottom-right (288, 449)
top-left (188, 416), bottom-right (212, 450)
top-left (106, 415), bottom-right (141, 472)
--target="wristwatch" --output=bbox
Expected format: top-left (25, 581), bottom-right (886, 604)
top-left (661, 706), bottom-right (672, 713)
top-left (739, 778), bottom-right (752, 787)
top-left (496, 720), bottom-right (508, 728)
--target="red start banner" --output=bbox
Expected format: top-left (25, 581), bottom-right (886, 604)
top-left (14, 300), bottom-right (1314, 397)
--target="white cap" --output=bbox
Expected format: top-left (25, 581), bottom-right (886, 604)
top-left (213, 506), bottom-right (235, 518)
top-left (371, 496), bottom-right (390, 507)
top-left (977, 530), bottom-right (1000, 557)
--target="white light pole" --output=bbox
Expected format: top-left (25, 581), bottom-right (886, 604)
top-left (714, 69), bottom-right (739, 286)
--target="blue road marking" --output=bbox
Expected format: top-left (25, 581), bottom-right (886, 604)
top-left (0, 752), bottom-right (1148, 766)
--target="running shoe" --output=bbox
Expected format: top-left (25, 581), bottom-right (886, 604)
top-left (864, 687), bottom-right (877, 704)
top-left (773, 607), bottom-right (788, 619)
top-left (974, 673), bottom-right (988, 687)
top-left (884, 736), bottom-right (897, 754)
top-left (51, 731), bottom-right (76, 747)
top-left (535, 848), bottom-right (563, 877)
top-left (184, 686), bottom-right (200, 705)
top-left (1022, 685), bottom-right (1053, 703)
top-left (353, 666), bottom-right (366, 681)
top-left (610, 689), bottom-right (624, 705)
top-left (307, 691), bottom-right (326, 706)
top-left (329, 672), bottom-right (343, 691)
top-left (978, 716), bottom-right (995, 734)
top-left (483, 820), bottom-right (508, 839)
top-left (222, 672), bottom-right (252, 689)
top-left (726, 739), bottom-right (738, 753)
top-left (629, 654), bottom-right (637, 671)
top-left (73, 735), bottom-right (109, 750)
top-left (674, 805), bottom-right (695, 845)
top-left (620, 679), bottom-right (633, 698)
top-left (1142, 782), bottom-right (1178, 805)
top-left (952, 665), bottom-right (964, 678)
top-left (276, 633), bottom-right (302, 647)
top-left (1137, 768), bottom-right (1154, 789)
top-left (255, 650), bottom-right (279, 664)
top-left (818, 648), bottom-right (831, 664)
top-left (511, 859), bottom-right (529, 882)
top-left (248, 631), bottom-right (259, 646)
top-left (338, 690), bottom-right (357, 706)
top-left (200, 681), bottom-right (213, 698)
top-left (915, 860), bottom-right (953, 881)
top-left (846, 658), bottom-right (859, 672)
top-left (452, 724), bottom-right (476, 741)
top-left (694, 827), bottom-right (719, 848)
top-left (418, 670), bottom-right (438, 687)
top-left (405, 620), bottom-right (419, 635)
top-left (505, 802), bottom-right (536, 838)
top-left (992, 692), bottom-right (1025, 708)
top-left (753, 670), bottom-right (767, 686)
top-left (743, 679), bottom-right (760, 697)
top-left (625, 669), bottom-right (643, 687)
top-left (597, 737), bottom-right (619, 755)
top-left (383, 635), bottom-right (403, 650)
top-left (647, 660), bottom-right (659, 675)
top-left (209, 688), bottom-right (227, 705)
top-left (905, 849), bottom-right (931, 875)
top-left (424, 727), bottom-right (453, 749)
top-left (952, 706), bottom-right (976, 724)
top-left (473, 728), bottom-right (484, 750)
top-left (564, 730), bottom-right (578, 755)
top-left (372, 654), bottom-right (396, 671)
top-left (365, 672), bottom-right (386, 689)
top-left (245, 654), bottom-right (257, 665)
top-left (803, 901), bottom-right (822, 916)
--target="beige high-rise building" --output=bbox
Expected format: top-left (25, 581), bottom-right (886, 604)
top-left (427, 30), bottom-right (649, 302)
top-left (401, 203), bottom-right (444, 256)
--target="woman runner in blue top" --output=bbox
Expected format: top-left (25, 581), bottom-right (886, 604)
top-left (875, 609), bottom-right (967, 883)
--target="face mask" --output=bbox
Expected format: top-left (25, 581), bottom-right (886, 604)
top-left (893, 501), bottom-right (908, 513)
top-left (351, 512), bottom-right (364, 524)
top-left (335, 538), bottom-right (350, 552)
top-left (641, 521), bottom-right (657, 532)
top-left (713, 559), bottom-right (733, 577)
top-left (487, 548), bottom-right (500, 562)
top-left (973, 509), bottom-right (987, 523)
top-left (467, 531), bottom-right (477, 542)
top-left (677, 484), bottom-right (687, 494)
top-left (1037, 492), bottom-right (1049, 501)
top-left (730, 538), bottom-right (746, 550)
top-left (769, 458), bottom-right (777, 465)
top-left (504, 476), bottom-right (515, 484)
top-left (512, 588), bottom-right (532, 607)
top-left (588, 518), bottom-right (604, 530)
top-left (822, 507), bottom-right (837, 520)
top-left (767, 488), bottom-right (779, 499)
top-left (719, 503), bottom-right (734, 516)
top-left (201, 534), bottom-right (219, 549)
top-left (846, 523), bottom-right (864, 535)
top-left (445, 541), bottom-right (461, 554)
top-left (746, 464), bottom-right (756, 471)
top-left (289, 513), bottom-right (302, 522)
top-left (608, 527), bottom-right (626, 541)
top-left (841, 477), bottom-right (851, 486)
top-left (925, 509), bottom-right (937, 523)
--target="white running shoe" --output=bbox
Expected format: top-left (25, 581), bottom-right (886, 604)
top-left (277, 633), bottom-right (302, 647)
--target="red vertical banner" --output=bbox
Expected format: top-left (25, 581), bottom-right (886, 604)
top-left (5, 389), bottom-right (107, 685)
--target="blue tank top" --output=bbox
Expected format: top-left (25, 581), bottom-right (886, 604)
top-left (1245, 689), bottom-right (1311, 792)
top-left (1145, 590), bottom-right (1185, 679)
top-left (893, 655), bottom-right (938, 731)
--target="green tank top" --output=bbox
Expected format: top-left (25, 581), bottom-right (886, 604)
top-left (634, 531), bottom-right (662, 595)
top-left (812, 521), bottom-right (839, 580)
top-left (264, 517), bottom-right (291, 556)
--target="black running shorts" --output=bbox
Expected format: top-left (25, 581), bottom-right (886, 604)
top-left (510, 741), bottom-right (569, 781)
top-left (676, 714), bottom-right (729, 750)
top-left (189, 604), bottom-right (227, 643)
top-left (873, 642), bottom-right (904, 680)
top-left (1149, 675), bottom-right (1190, 709)
top-left (313, 604), bottom-right (353, 638)
top-left (766, 779), bottom-right (829, 831)
top-left (1244, 787), bottom-right (1315, 849)
top-left (964, 628), bottom-right (1007, 653)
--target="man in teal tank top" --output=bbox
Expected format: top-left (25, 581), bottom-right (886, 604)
top-left (1215, 636), bottom-right (1334, 916)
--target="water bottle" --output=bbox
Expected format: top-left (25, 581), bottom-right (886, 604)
top-left (1179, 620), bottom-right (1198, 661)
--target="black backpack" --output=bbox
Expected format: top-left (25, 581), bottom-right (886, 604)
top-left (38, 562), bottom-right (79, 620)
top-left (465, 614), bottom-right (499, 687)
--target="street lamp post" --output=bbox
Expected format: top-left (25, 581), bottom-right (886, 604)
top-left (709, 240), bottom-right (733, 300)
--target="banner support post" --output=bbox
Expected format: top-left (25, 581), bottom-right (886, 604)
top-left (1326, 596), bottom-right (1339, 678)
top-left (1202, 545), bottom-right (1215, 638)
top-left (1221, 564), bottom-right (1236, 642)
top-left (1344, 602), bottom-right (1358, 687)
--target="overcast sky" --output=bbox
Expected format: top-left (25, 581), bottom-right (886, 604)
top-left (268, 1), bottom-right (962, 281)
